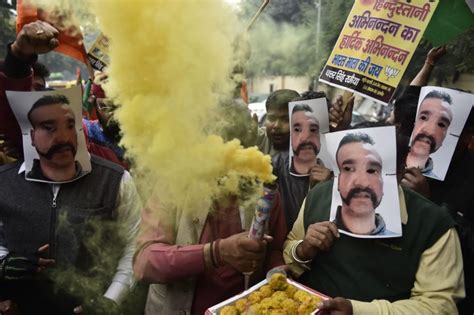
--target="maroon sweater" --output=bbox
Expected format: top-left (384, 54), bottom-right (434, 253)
top-left (0, 44), bottom-right (35, 153)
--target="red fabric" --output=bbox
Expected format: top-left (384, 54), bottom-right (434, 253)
top-left (91, 83), bottom-right (105, 99)
top-left (0, 72), bottom-right (32, 153)
top-left (16, 0), bottom-right (88, 64)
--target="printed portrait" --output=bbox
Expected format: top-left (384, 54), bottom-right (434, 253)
top-left (406, 86), bottom-right (473, 181)
top-left (7, 86), bottom-right (91, 183)
top-left (325, 126), bottom-right (401, 238)
top-left (288, 97), bottom-right (331, 176)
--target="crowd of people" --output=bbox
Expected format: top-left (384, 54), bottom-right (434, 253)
top-left (0, 20), bottom-right (472, 315)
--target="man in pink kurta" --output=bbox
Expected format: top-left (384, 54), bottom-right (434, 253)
top-left (134, 193), bottom-right (287, 315)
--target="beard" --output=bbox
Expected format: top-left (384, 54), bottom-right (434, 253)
top-left (341, 187), bottom-right (380, 209)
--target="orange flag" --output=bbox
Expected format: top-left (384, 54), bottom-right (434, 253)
top-left (16, 0), bottom-right (89, 65)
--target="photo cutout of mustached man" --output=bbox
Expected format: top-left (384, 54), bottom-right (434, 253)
top-left (290, 104), bottom-right (323, 175)
top-left (288, 98), bottom-right (329, 176)
top-left (406, 90), bottom-right (453, 179)
top-left (26, 94), bottom-right (84, 182)
top-left (333, 132), bottom-right (396, 236)
top-left (6, 86), bottom-right (91, 184)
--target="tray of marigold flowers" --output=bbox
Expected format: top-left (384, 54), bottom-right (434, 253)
top-left (206, 272), bottom-right (329, 315)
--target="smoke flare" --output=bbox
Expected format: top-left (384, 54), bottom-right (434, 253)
top-left (89, 0), bottom-right (274, 213)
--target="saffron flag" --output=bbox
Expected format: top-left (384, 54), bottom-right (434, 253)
top-left (16, 0), bottom-right (89, 65)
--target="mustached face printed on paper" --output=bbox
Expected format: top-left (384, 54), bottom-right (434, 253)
top-left (406, 87), bottom-right (473, 181)
top-left (7, 86), bottom-right (91, 183)
top-left (288, 98), bottom-right (330, 176)
top-left (326, 126), bottom-right (401, 238)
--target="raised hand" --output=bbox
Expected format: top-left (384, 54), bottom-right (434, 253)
top-left (11, 21), bottom-right (59, 59)
top-left (426, 46), bottom-right (446, 65)
top-left (329, 95), bottom-right (354, 131)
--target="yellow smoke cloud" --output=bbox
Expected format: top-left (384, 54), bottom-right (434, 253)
top-left (85, 1), bottom-right (275, 213)
top-left (25, 0), bottom-right (97, 36)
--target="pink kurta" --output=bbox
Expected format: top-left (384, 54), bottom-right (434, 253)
top-left (134, 194), bottom-right (287, 315)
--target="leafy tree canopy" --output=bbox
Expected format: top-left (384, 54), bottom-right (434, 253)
top-left (239, 0), bottom-right (473, 86)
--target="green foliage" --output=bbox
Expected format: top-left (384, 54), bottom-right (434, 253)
top-left (308, 0), bottom-right (353, 78)
top-left (240, 0), bottom-right (352, 79)
top-left (430, 26), bottom-right (474, 83)
top-left (241, 0), bottom-right (314, 25)
top-left (239, 0), bottom-right (473, 85)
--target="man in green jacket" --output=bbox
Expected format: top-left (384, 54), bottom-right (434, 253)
top-left (283, 133), bottom-right (465, 314)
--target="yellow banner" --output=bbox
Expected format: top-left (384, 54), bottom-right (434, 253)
top-left (319, 0), bottom-right (439, 104)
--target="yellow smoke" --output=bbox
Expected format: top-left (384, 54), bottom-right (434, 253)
top-left (25, 0), bottom-right (97, 36)
top-left (85, 1), bottom-right (275, 213)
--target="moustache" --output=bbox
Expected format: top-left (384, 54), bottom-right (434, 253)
top-left (342, 187), bottom-right (379, 209)
top-left (412, 133), bottom-right (436, 153)
top-left (39, 143), bottom-right (76, 160)
top-left (294, 141), bottom-right (319, 156)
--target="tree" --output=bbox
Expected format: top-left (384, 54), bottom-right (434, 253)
top-left (239, 0), bottom-right (352, 79)
top-left (239, 0), bottom-right (473, 89)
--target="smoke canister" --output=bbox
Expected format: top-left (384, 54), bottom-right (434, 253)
top-left (248, 185), bottom-right (277, 241)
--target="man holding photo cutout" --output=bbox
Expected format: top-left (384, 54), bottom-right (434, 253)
top-left (406, 90), bottom-right (453, 179)
top-left (272, 93), bottom-right (333, 231)
top-left (1, 91), bottom-right (140, 314)
top-left (334, 132), bottom-right (394, 236)
top-left (0, 21), bottom-right (141, 315)
top-left (283, 127), bottom-right (464, 315)
top-left (290, 104), bottom-right (323, 175)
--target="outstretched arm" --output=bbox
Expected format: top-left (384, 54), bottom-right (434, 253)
top-left (1, 21), bottom-right (59, 158)
top-left (410, 46), bottom-right (446, 86)
top-left (133, 193), bottom-right (269, 284)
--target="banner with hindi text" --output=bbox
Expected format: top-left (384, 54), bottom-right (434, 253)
top-left (319, 0), bottom-right (439, 105)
